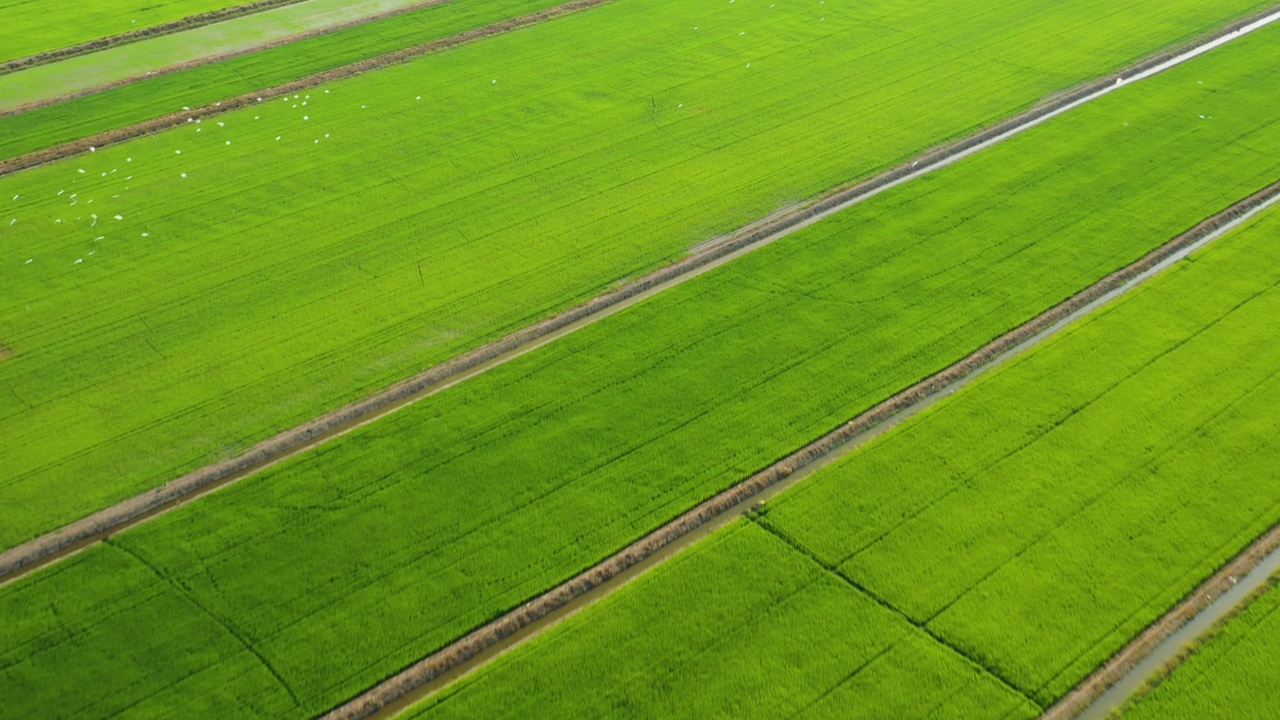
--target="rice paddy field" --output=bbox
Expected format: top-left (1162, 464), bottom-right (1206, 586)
top-left (4, 0), bottom-right (1280, 716)
top-left (1117, 577), bottom-right (1280, 720)
top-left (407, 171), bottom-right (1280, 720)
top-left (0, 0), bottom-right (1271, 551)
top-left (0, 0), bottom-right (567, 158)
top-left (3, 10), bottom-right (1280, 717)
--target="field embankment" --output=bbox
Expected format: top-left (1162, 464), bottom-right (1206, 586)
top-left (9, 2), bottom-right (1279, 583)
top-left (4, 0), bottom-right (1267, 551)
top-left (1111, 573), bottom-right (1280, 720)
top-left (2, 21), bottom-right (1279, 718)
top-left (0, 0), bottom-right (311, 69)
top-left (405, 178), bottom-right (1280, 720)
top-left (0, 0), bottom-right (569, 159)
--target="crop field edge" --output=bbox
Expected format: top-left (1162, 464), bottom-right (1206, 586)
top-left (1103, 572), bottom-right (1280, 719)
top-left (3, 17), bottom-right (1278, 586)
top-left (309, 177), bottom-right (1280, 720)
top-left (1042, 512), bottom-right (1280, 718)
top-left (0, 0), bottom-right (456, 118)
top-left (6, 20), bottom-right (1276, 586)
top-left (0, 0), bottom-right (321, 75)
top-left (0, 0), bottom-right (615, 176)
top-left (4, 0), bottom-right (1280, 178)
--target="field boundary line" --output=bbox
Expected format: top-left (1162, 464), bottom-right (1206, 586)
top-left (2, 7), bottom-right (1278, 587)
top-left (1042, 302), bottom-right (1280, 720)
top-left (0, 0), bottom-right (613, 165)
top-left (0, 0), bottom-right (318, 75)
top-left (1100, 573), bottom-right (1280, 719)
top-left (313, 179), bottom-right (1280, 719)
top-left (0, 0), bottom-right (459, 117)
top-left (1045, 534), bottom-right (1280, 719)
top-left (3, 3), bottom-right (1279, 176)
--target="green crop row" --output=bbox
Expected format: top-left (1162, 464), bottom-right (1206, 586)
top-left (409, 159), bottom-right (1280, 720)
top-left (1117, 575), bottom-right (1280, 720)
top-left (0, 0), bottom-right (1271, 549)
top-left (420, 520), bottom-right (1040, 719)
top-left (0, 0), bottom-right (569, 159)
top-left (3, 18), bottom-right (1279, 718)
top-left (0, 0), bottom-right (281, 64)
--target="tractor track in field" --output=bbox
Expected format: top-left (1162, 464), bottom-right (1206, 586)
top-left (2, 1), bottom-right (1279, 176)
top-left (1, 0), bottom-right (318, 75)
top-left (1, 5), bottom-right (1279, 590)
top-left (319, 176), bottom-right (1280, 720)
top-left (0, 0), bottom-right (458, 115)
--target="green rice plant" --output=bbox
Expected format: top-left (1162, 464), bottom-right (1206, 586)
top-left (761, 207), bottom-right (1280, 706)
top-left (1116, 576), bottom-right (1280, 720)
top-left (0, 0), bottom-right (289, 63)
top-left (2, 18), bottom-right (1280, 718)
top-left (415, 520), bottom-right (1039, 719)
top-left (0, 0), bottom-right (571, 159)
top-left (0, 0), bottom-right (1270, 547)
top-left (399, 161), bottom-right (1280, 720)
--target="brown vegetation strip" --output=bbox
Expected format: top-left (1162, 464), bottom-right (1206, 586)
top-left (1042, 507), bottom-right (1280, 719)
top-left (317, 181), bottom-right (1280, 720)
top-left (0, 0), bottom-right (608, 176)
top-left (2, 7), bottom-right (1277, 587)
top-left (0, 0), bottom-right (455, 119)
top-left (1, 0), bottom-right (315, 75)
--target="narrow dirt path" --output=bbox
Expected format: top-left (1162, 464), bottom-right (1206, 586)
top-left (0, 0), bottom-right (455, 111)
top-left (322, 170), bottom-right (1280, 720)
top-left (1, 6), bottom-right (1277, 590)
top-left (0, 0), bottom-right (314, 73)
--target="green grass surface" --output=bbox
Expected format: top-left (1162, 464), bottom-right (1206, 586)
top-left (1117, 577), bottom-right (1280, 720)
top-left (0, 0), bottom-right (274, 63)
top-left (0, 0), bottom-right (563, 158)
top-left (415, 521), bottom-right (1039, 719)
top-left (401, 183), bottom-right (1280, 720)
top-left (2, 19), bottom-right (1279, 719)
top-left (0, 0), bottom-right (1270, 548)
top-left (762, 207), bottom-right (1280, 706)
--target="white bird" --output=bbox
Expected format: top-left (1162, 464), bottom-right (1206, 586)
top-left (126, 158), bottom-right (132, 162)
top-left (226, 140), bottom-right (231, 145)
top-left (90, 146), bottom-right (96, 152)
top-left (141, 232), bottom-right (150, 237)
top-left (175, 150), bottom-right (182, 154)
top-left (114, 215), bottom-right (123, 220)
top-left (25, 258), bottom-right (32, 263)
top-left (75, 258), bottom-right (82, 264)
top-left (11, 195), bottom-right (16, 200)
top-left (276, 136), bottom-right (282, 141)
top-left (181, 173), bottom-right (187, 178)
